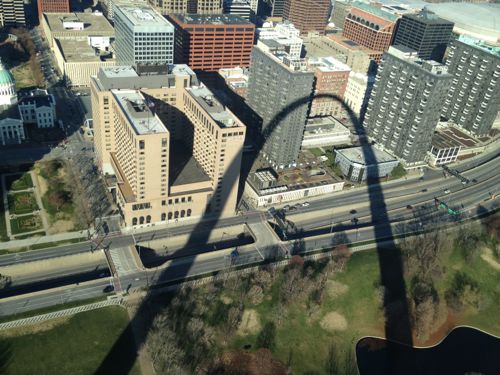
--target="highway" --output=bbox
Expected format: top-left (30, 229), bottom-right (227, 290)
top-left (0, 151), bottom-right (498, 316)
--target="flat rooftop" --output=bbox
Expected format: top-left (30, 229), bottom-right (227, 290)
top-left (305, 116), bottom-right (351, 134)
top-left (186, 86), bottom-right (242, 128)
top-left (112, 89), bottom-right (167, 135)
top-left (170, 13), bottom-right (252, 26)
top-left (94, 64), bottom-right (196, 90)
top-left (115, 6), bottom-right (174, 29)
top-left (307, 56), bottom-right (351, 72)
top-left (170, 146), bottom-right (211, 187)
top-left (43, 12), bottom-right (114, 35)
top-left (457, 35), bottom-right (500, 57)
top-left (336, 145), bottom-right (397, 165)
top-left (432, 126), bottom-right (479, 149)
top-left (404, 9), bottom-right (453, 25)
top-left (328, 34), bottom-right (378, 54)
top-left (352, 1), bottom-right (399, 22)
top-left (55, 39), bottom-right (114, 62)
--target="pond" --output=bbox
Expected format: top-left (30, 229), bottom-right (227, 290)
top-left (356, 326), bottom-right (500, 375)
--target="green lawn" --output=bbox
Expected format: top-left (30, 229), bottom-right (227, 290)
top-left (227, 242), bottom-right (499, 374)
top-left (0, 306), bottom-right (140, 375)
top-left (309, 148), bottom-right (325, 157)
top-left (8, 192), bottom-right (39, 215)
top-left (10, 215), bottom-right (43, 235)
top-left (5, 173), bottom-right (33, 192)
top-left (11, 62), bottom-right (37, 90)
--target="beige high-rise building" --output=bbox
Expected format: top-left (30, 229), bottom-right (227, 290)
top-left (90, 64), bottom-right (245, 227)
top-left (150, 0), bottom-right (223, 15)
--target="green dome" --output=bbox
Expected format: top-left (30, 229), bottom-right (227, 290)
top-left (0, 69), bottom-right (15, 86)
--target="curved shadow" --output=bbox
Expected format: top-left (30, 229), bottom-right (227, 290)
top-left (356, 326), bottom-right (500, 375)
top-left (96, 92), bottom-right (414, 373)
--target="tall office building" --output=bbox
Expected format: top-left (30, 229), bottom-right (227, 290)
top-left (441, 36), bottom-right (500, 137)
top-left (364, 46), bottom-right (452, 165)
top-left (331, 0), bottom-right (351, 30)
top-left (247, 45), bottom-right (314, 168)
top-left (0, 0), bottom-right (26, 26)
top-left (393, 9), bottom-right (453, 63)
top-left (114, 5), bottom-right (174, 67)
top-left (90, 64), bottom-right (245, 226)
top-left (342, 1), bottom-right (398, 62)
top-left (282, 0), bottom-right (331, 35)
top-left (269, 0), bottom-right (285, 17)
top-left (223, 0), bottom-right (253, 21)
top-left (168, 14), bottom-right (255, 73)
top-left (37, 0), bottom-right (70, 18)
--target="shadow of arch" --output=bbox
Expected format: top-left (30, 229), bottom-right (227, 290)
top-left (96, 93), bottom-right (415, 373)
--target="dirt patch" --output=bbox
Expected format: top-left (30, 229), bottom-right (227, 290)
top-left (420, 310), bottom-right (461, 347)
top-left (34, 168), bottom-right (48, 197)
top-left (480, 247), bottom-right (500, 271)
top-left (0, 316), bottom-right (70, 338)
top-left (218, 349), bottom-right (288, 375)
top-left (237, 309), bottom-right (261, 336)
top-left (220, 295), bottom-right (233, 305)
top-left (326, 280), bottom-right (349, 299)
top-left (47, 219), bottom-right (74, 234)
top-left (320, 311), bottom-right (348, 332)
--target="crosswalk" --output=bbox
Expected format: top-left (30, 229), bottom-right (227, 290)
top-left (108, 247), bottom-right (141, 276)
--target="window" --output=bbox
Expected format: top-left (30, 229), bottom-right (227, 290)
top-left (132, 218), bottom-right (138, 225)
top-left (139, 216), bottom-right (145, 225)
top-left (187, 209), bottom-right (192, 217)
top-left (139, 140), bottom-right (145, 150)
top-left (146, 215), bottom-right (151, 224)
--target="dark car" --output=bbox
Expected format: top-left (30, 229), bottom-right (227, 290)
top-left (350, 209), bottom-right (357, 214)
top-left (103, 285), bottom-right (114, 293)
top-left (406, 205), bottom-right (413, 210)
top-left (421, 188), bottom-right (428, 193)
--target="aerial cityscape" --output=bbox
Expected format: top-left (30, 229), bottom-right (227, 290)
top-left (0, 0), bottom-right (499, 374)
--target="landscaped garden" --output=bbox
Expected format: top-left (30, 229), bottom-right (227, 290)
top-left (7, 192), bottom-right (39, 215)
top-left (10, 214), bottom-right (43, 235)
top-left (0, 306), bottom-right (140, 375)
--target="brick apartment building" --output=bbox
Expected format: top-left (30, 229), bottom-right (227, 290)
top-left (167, 14), bottom-right (255, 73)
top-left (307, 56), bottom-right (351, 118)
top-left (342, 1), bottom-right (398, 62)
top-left (38, 0), bottom-right (70, 18)
top-left (282, 0), bottom-right (331, 35)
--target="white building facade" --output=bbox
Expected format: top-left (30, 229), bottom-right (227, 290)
top-left (0, 113), bottom-right (25, 145)
top-left (343, 71), bottom-right (374, 116)
top-left (257, 21), bottom-right (303, 59)
top-left (18, 89), bottom-right (57, 128)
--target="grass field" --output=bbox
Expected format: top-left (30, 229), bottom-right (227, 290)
top-left (0, 306), bottom-right (140, 375)
top-left (10, 215), bottom-right (43, 235)
top-left (11, 62), bottom-right (36, 90)
top-left (5, 173), bottom-right (33, 192)
top-left (227, 241), bottom-right (500, 374)
top-left (7, 192), bottom-right (38, 215)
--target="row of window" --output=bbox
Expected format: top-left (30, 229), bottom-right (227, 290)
top-left (131, 209), bottom-right (192, 225)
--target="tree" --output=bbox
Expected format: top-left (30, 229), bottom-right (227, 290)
top-left (256, 322), bottom-right (277, 351)
top-left (47, 190), bottom-right (69, 211)
top-left (247, 285), bottom-right (264, 305)
top-left (390, 163), bottom-right (407, 179)
top-left (410, 277), bottom-right (440, 340)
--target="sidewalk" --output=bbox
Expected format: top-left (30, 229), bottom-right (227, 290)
top-left (0, 230), bottom-right (87, 250)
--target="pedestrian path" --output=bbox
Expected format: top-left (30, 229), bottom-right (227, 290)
top-left (0, 230), bottom-right (87, 250)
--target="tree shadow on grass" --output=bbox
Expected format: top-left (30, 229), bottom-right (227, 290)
top-left (96, 93), bottom-right (414, 374)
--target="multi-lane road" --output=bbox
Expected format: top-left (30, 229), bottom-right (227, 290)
top-left (0, 149), bottom-right (498, 316)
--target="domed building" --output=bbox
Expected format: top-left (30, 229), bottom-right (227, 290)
top-left (0, 59), bottom-right (17, 106)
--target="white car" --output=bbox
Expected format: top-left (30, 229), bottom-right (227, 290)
top-left (302, 202), bottom-right (310, 207)
top-left (444, 189), bottom-right (450, 194)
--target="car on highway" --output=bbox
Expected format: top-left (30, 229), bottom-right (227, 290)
top-left (406, 205), bottom-right (413, 210)
top-left (283, 205), bottom-right (290, 211)
top-left (421, 188), bottom-right (428, 192)
top-left (302, 202), bottom-right (310, 207)
top-left (350, 209), bottom-right (357, 214)
top-left (444, 189), bottom-right (450, 194)
top-left (289, 206), bottom-right (297, 212)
